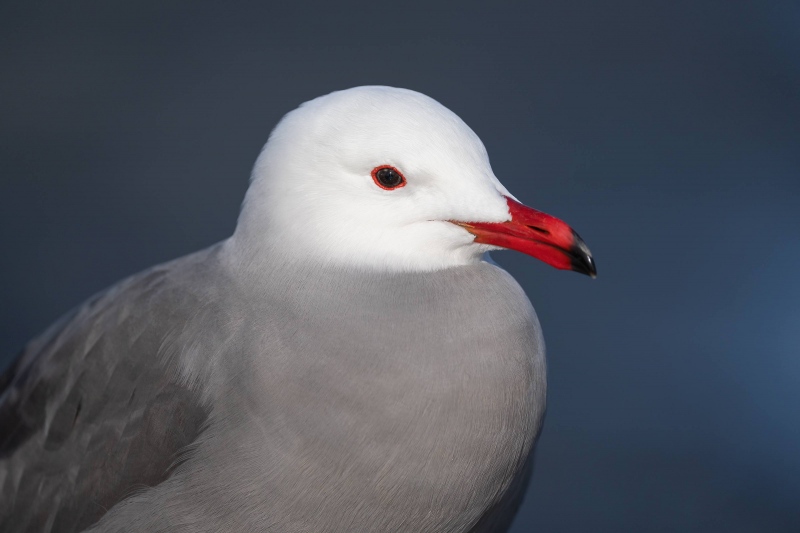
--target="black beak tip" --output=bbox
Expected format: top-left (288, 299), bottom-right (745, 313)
top-left (570, 251), bottom-right (597, 278)
top-left (570, 231), bottom-right (597, 278)
top-left (585, 255), bottom-right (598, 279)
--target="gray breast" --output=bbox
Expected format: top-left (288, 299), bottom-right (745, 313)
top-left (2, 248), bottom-right (546, 533)
top-left (263, 262), bottom-right (548, 533)
top-left (92, 259), bottom-right (547, 532)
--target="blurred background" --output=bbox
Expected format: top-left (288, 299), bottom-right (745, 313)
top-left (1, 1), bottom-right (798, 531)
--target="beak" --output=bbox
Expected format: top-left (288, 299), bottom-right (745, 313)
top-left (453, 197), bottom-right (597, 277)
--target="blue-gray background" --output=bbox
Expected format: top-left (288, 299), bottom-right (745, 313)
top-left (1, 1), bottom-right (798, 531)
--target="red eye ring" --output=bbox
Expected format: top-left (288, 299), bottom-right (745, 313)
top-left (371, 165), bottom-right (407, 190)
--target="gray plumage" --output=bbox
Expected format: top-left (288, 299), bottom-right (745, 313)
top-left (2, 245), bottom-right (545, 532)
top-left (0, 86), bottom-right (583, 532)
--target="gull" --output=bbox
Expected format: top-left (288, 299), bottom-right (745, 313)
top-left (0, 86), bottom-right (595, 533)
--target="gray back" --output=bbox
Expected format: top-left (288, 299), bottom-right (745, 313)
top-left (0, 249), bottom-right (222, 532)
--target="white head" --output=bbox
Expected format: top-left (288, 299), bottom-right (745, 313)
top-left (233, 86), bottom-right (595, 276)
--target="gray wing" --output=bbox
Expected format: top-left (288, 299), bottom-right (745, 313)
top-left (0, 257), bottom-right (213, 533)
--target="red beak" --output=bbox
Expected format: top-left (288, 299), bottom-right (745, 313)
top-left (453, 197), bottom-right (596, 277)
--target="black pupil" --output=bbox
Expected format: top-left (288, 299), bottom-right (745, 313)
top-left (376, 168), bottom-right (402, 187)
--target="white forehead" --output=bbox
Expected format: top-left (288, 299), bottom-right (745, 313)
top-left (267, 87), bottom-right (492, 178)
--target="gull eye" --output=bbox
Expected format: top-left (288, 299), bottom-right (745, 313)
top-left (371, 165), bottom-right (407, 190)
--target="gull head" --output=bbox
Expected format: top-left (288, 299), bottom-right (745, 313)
top-left (235, 86), bottom-right (595, 276)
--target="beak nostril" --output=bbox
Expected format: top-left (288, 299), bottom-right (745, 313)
top-left (527, 225), bottom-right (550, 236)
